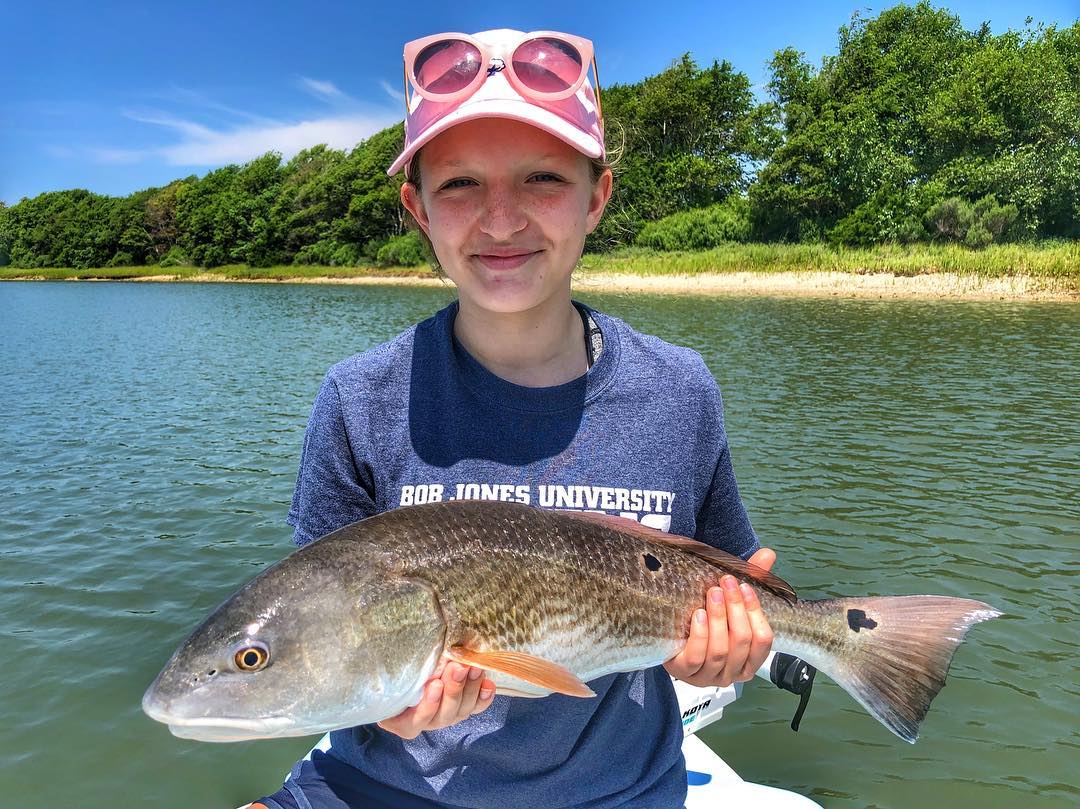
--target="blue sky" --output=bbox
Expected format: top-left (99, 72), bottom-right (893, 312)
top-left (2, 0), bottom-right (1075, 205)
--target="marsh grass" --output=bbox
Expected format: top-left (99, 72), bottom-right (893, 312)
top-left (2, 242), bottom-right (1076, 284)
top-left (0, 264), bottom-right (432, 281)
top-left (577, 242), bottom-right (1080, 279)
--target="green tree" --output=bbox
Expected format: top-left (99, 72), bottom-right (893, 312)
top-left (0, 202), bottom-right (10, 266)
top-left (145, 179), bottom-right (193, 263)
top-left (2, 190), bottom-right (125, 268)
top-left (174, 153), bottom-right (284, 267)
top-left (752, 3), bottom-right (977, 241)
top-left (751, 4), bottom-right (1079, 243)
top-left (595, 54), bottom-right (775, 249)
top-left (335, 126), bottom-right (407, 255)
top-left (922, 21), bottom-right (1080, 238)
top-left (271, 145), bottom-right (350, 259)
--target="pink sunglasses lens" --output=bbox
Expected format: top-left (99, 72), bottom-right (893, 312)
top-left (512, 37), bottom-right (584, 93)
top-left (414, 39), bottom-right (482, 94)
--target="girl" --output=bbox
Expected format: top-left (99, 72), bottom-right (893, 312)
top-left (253, 27), bottom-right (775, 809)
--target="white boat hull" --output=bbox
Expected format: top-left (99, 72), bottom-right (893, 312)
top-left (673, 675), bottom-right (821, 808)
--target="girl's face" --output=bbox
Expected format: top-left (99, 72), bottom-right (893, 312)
top-left (401, 118), bottom-right (612, 315)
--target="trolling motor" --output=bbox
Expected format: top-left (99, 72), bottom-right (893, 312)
top-left (672, 651), bottom-right (819, 738)
top-left (768, 652), bottom-right (817, 732)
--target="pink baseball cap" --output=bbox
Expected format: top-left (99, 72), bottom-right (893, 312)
top-left (386, 28), bottom-right (605, 178)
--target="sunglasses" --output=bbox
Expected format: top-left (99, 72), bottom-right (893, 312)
top-left (402, 30), bottom-right (604, 128)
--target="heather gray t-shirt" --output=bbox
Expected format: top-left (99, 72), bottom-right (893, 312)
top-left (278, 300), bottom-right (759, 808)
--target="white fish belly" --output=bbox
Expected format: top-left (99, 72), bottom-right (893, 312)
top-left (487, 621), bottom-right (682, 697)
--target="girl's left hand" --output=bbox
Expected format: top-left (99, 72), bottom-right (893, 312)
top-left (663, 547), bottom-right (776, 687)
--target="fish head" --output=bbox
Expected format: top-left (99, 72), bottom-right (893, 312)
top-left (142, 537), bottom-right (445, 742)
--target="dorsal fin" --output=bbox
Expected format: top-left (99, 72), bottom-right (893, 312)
top-left (557, 510), bottom-right (797, 604)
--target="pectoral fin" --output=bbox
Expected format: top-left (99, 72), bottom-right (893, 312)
top-left (447, 646), bottom-right (595, 698)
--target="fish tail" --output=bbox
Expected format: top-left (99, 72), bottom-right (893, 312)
top-left (794, 596), bottom-right (1001, 743)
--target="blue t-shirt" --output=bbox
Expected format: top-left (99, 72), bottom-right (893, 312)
top-left (283, 300), bottom-right (758, 809)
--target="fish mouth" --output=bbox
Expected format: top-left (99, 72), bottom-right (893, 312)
top-left (143, 690), bottom-right (298, 742)
top-left (150, 708), bottom-right (299, 742)
top-left (164, 714), bottom-right (298, 742)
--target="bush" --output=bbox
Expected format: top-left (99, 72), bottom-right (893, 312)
top-left (106, 251), bottom-right (134, 267)
top-left (292, 238), bottom-right (362, 266)
top-left (964, 223), bottom-right (993, 248)
top-left (634, 198), bottom-right (751, 250)
top-left (973, 195), bottom-right (1018, 240)
top-left (926, 197), bottom-right (975, 241)
top-left (158, 246), bottom-right (190, 267)
top-left (330, 241), bottom-right (362, 266)
top-left (828, 187), bottom-right (929, 246)
top-left (376, 230), bottom-right (428, 267)
top-left (926, 194), bottom-right (1018, 248)
top-left (361, 237), bottom-right (388, 263)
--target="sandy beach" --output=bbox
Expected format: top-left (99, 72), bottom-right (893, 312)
top-left (77, 269), bottom-right (1080, 301)
top-left (571, 270), bottom-right (1078, 301)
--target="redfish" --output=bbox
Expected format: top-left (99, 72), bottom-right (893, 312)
top-left (143, 500), bottom-right (1000, 743)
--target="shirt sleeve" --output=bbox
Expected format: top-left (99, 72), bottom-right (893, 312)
top-left (692, 367), bottom-right (760, 561)
top-left (286, 371), bottom-right (377, 546)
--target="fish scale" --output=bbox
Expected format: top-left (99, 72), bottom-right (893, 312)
top-left (384, 502), bottom-right (711, 667)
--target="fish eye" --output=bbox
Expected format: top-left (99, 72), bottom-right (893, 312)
top-left (233, 642), bottom-right (270, 672)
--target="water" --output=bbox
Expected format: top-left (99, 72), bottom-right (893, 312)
top-left (1, 281), bottom-right (1076, 808)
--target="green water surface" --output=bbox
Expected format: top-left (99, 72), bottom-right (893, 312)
top-left (1, 282), bottom-right (1076, 808)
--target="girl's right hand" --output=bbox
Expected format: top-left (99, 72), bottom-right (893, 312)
top-left (376, 661), bottom-right (496, 739)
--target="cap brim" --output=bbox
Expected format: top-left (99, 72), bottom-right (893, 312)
top-left (386, 97), bottom-right (604, 177)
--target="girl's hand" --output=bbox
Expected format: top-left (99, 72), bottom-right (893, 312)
top-left (376, 661), bottom-right (496, 739)
top-left (663, 547), bottom-right (776, 687)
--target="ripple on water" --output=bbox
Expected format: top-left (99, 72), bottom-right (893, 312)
top-left (0, 285), bottom-right (1077, 806)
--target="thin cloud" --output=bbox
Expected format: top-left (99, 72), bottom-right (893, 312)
top-left (121, 110), bottom-right (218, 140)
top-left (298, 77), bottom-right (349, 103)
top-left (79, 82), bottom-right (401, 168)
top-left (379, 78), bottom-right (401, 103)
top-left (90, 111), bottom-right (399, 166)
top-left (159, 85), bottom-right (279, 126)
top-left (161, 114), bottom-right (396, 164)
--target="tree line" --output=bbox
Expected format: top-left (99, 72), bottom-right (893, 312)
top-left (1, 2), bottom-right (1076, 269)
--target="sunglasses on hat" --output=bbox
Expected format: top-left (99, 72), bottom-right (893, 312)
top-left (402, 30), bottom-right (604, 131)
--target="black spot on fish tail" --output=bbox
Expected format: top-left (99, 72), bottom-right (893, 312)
top-left (847, 608), bottom-right (878, 632)
top-left (643, 553), bottom-right (662, 572)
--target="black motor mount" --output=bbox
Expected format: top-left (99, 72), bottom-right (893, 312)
top-left (768, 652), bottom-right (817, 732)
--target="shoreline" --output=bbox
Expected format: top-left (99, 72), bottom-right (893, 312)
top-left (571, 270), bottom-right (1079, 301)
top-left (4, 269), bottom-right (1076, 301)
